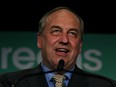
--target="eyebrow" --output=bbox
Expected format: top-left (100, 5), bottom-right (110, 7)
top-left (50, 25), bottom-right (79, 32)
top-left (50, 25), bottom-right (62, 29)
top-left (69, 28), bottom-right (79, 32)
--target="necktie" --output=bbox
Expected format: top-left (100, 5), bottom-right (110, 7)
top-left (52, 74), bottom-right (66, 87)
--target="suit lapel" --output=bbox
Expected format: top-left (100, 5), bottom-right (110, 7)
top-left (26, 64), bottom-right (48, 87)
top-left (68, 66), bottom-right (88, 87)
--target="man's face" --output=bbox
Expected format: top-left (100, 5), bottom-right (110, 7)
top-left (37, 9), bottom-right (82, 70)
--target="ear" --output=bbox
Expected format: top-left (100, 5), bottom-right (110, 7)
top-left (37, 33), bottom-right (42, 48)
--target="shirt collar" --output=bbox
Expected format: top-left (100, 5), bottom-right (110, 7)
top-left (41, 62), bottom-right (75, 81)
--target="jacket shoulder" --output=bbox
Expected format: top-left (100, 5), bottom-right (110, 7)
top-left (0, 68), bottom-right (32, 81)
top-left (0, 66), bottom-right (41, 84)
top-left (74, 66), bottom-right (116, 87)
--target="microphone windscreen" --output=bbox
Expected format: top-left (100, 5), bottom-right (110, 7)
top-left (57, 60), bottom-right (65, 70)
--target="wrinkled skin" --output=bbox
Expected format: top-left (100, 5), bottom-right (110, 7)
top-left (37, 9), bottom-right (82, 72)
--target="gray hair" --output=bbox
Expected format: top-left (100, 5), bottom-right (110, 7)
top-left (38, 6), bottom-right (84, 41)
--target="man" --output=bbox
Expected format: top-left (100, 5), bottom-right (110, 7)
top-left (0, 6), bottom-right (116, 87)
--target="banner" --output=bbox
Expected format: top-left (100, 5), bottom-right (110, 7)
top-left (0, 32), bottom-right (116, 80)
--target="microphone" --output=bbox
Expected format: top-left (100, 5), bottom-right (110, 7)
top-left (11, 59), bottom-right (115, 87)
top-left (57, 59), bottom-right (65, 71)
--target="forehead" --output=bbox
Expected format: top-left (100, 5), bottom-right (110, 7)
top-left (44, 9), bottom-right (81, 30)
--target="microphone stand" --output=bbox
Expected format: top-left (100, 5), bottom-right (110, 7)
top-left (12, 60), bottom-right (115, 87)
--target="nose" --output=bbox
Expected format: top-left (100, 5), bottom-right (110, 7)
top-left (59, 34), bottom-right (69, 45)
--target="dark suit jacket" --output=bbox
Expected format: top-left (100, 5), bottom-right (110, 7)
top-left (0, 64), bottom-right (116, 87)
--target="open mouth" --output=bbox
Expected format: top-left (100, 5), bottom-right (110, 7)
top-left (55, 48), bottom-right (69, 53)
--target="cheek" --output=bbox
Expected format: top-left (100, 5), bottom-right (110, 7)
top-left (71, 40), bottom-right (81, 48)
top-left (71, 40), bottom-right (82, 55)
top-left (47, 36), bottom-right (59, 46)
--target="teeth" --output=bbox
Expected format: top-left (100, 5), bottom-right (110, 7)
top-left (56, 48), bottom-right (69, 53)
top-left (59, 49), bottom-right (66, 51)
